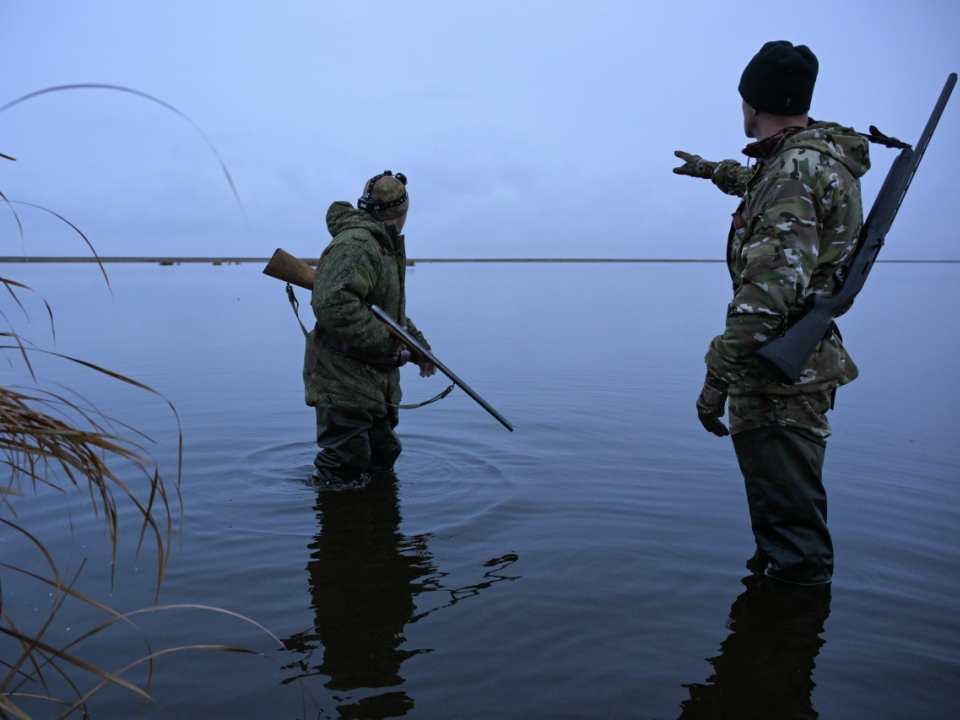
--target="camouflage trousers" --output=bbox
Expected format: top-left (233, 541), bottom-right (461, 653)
top-left (313, 404), bottom-right (402, 482)
top-left (733, 425), bottom-right (833, 585)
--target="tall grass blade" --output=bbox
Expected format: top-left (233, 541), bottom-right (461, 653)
top-left (10, 202), bottom-right (110, 296)
top-left (0, 84), bottom-right (247, 225)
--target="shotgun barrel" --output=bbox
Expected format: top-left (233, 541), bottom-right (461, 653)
top-left (756, 73), bottom-right (957, 384)
top-left (369, 304), bottom-right (515, 432)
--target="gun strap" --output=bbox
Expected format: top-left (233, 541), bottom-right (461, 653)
top-left (860, 125), bottom-right (912, 150)
top-left (285, 283), bottom-right (454, 410)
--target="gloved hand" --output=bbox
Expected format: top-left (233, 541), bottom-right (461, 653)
top-left (392, 343), bottom-right (411, 367)
top-left (697, 375), bottom-right (730, 437)
top-left (673, 151), bottom-right (717, 179)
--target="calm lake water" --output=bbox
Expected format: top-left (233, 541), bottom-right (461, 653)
top-left (2, 261), bottom-right (958, 719)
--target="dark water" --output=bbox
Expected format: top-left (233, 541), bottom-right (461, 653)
top-left (1, 262), bottom-right (958, 719)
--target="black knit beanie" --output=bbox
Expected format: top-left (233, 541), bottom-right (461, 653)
top-left (739, 41), bottom-right (818, 115)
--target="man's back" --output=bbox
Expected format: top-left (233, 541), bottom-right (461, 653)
top-left (706, 122), bottom-right (869, 397)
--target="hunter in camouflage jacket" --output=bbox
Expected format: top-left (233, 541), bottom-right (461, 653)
top-left (303, 201), bottom-right (429, 416)
top-left (705, 122), bottom-right (870, 437)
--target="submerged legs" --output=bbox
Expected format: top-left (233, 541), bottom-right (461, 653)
top-left (313, 405), bottom-right (402, 484)
top-left (732, 426), bottom-right (833, 585)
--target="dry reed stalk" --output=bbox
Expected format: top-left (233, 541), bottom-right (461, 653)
top-left (0, 84), bottom-right (318, 717)
top-left (0, 269), bottom-right (317, 719)
top-left (0, 273), bottom-right (183, 717)
top-left (0, 104), bottom-right (318, 720)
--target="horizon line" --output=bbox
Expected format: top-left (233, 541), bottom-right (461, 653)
top-left (1, 256), bottom-right (959, 265)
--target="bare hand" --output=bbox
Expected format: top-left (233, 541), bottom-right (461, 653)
top-left (417, 360), bottom-right (437, 378)
top-left (673, 150), bottom-right (717, 179)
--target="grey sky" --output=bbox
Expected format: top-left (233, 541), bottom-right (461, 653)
top-left (1, 1), bottom-right (958, 259)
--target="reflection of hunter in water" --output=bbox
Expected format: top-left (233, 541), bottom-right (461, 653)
top-left (282, 474), bottom-right (518, 719)
top-left (678, 571), bottom-right (831, 720)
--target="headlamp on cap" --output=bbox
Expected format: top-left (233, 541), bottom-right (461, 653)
top-left (358, 170), bottom-right (408, 214)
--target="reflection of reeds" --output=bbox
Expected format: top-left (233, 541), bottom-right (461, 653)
top-left (0, 286), bottom-right (314, 720)
top-left (0, 262), bottom-right (182, 717)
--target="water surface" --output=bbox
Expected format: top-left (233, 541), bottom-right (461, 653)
top-left (2, 261), bottom-right (958, 719)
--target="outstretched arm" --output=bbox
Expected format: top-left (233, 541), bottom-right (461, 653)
top-left (673, 151), bottom-right (753, 197)
top-left (710, 159), bottom-right (754, 197)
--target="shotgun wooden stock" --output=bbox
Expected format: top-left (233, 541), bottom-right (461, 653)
top-left (263, 247), bottom-right (422, 359)
top-left (262, 248), bottom-right (315, 290)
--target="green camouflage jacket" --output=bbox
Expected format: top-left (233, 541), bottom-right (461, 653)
top-left (303, 202), bottom-right (429, 414)
top-left (705, 122), bottom-right (869, 398)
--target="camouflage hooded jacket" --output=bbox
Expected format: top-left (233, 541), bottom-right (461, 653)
top-left (303, 202), bottom-right (429, 413)
top-left (705, 121), bottom-right (870, 396)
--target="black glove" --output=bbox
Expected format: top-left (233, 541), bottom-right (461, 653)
top-left (673, 151), bottom-right (717, 179)
top-left (697, 375), bottom-right (730, 437)
top-left (391, 343), bottom-right (411, 367)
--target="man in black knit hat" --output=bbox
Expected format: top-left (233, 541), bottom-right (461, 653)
top-left (673, 41), bottom-right (870, 585)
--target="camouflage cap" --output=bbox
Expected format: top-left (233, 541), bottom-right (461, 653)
top-left (358, 170), bottom-right (409, 221)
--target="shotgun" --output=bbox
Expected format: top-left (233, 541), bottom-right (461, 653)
top-left (756, 73), bottom-right (957, 384)
top-left (263, 248), bottom-right (515, 432)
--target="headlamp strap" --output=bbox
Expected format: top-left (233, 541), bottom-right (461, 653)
top-left (358, 170), bottom-right (408, 213)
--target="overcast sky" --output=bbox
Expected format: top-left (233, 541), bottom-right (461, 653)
top-left (1, 1), bottom-right (958, 259)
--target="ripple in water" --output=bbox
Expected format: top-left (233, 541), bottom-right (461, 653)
top-left (393, 432), bottom-right (513, 535)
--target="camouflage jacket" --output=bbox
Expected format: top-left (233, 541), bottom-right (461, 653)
top-left (705, 121), bottom-right (869, 397)
top-left (303, 202), bottom-right (429, 414)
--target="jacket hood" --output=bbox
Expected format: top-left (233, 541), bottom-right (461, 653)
top-left (783, 122), bottom-right (871, 179)
top-left (325, 201), bottom-right (398, 251)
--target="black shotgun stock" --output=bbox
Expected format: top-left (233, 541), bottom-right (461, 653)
top-left (756, 73), bottom-right (957, 384)
top-left (369, 304), bottom-right (515, 432)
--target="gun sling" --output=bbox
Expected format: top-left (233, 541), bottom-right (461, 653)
top-left (285, 283), bottom-right (454, 410)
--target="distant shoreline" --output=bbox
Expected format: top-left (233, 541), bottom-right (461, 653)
top-left (1, 257), bottom-right (958, 265)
